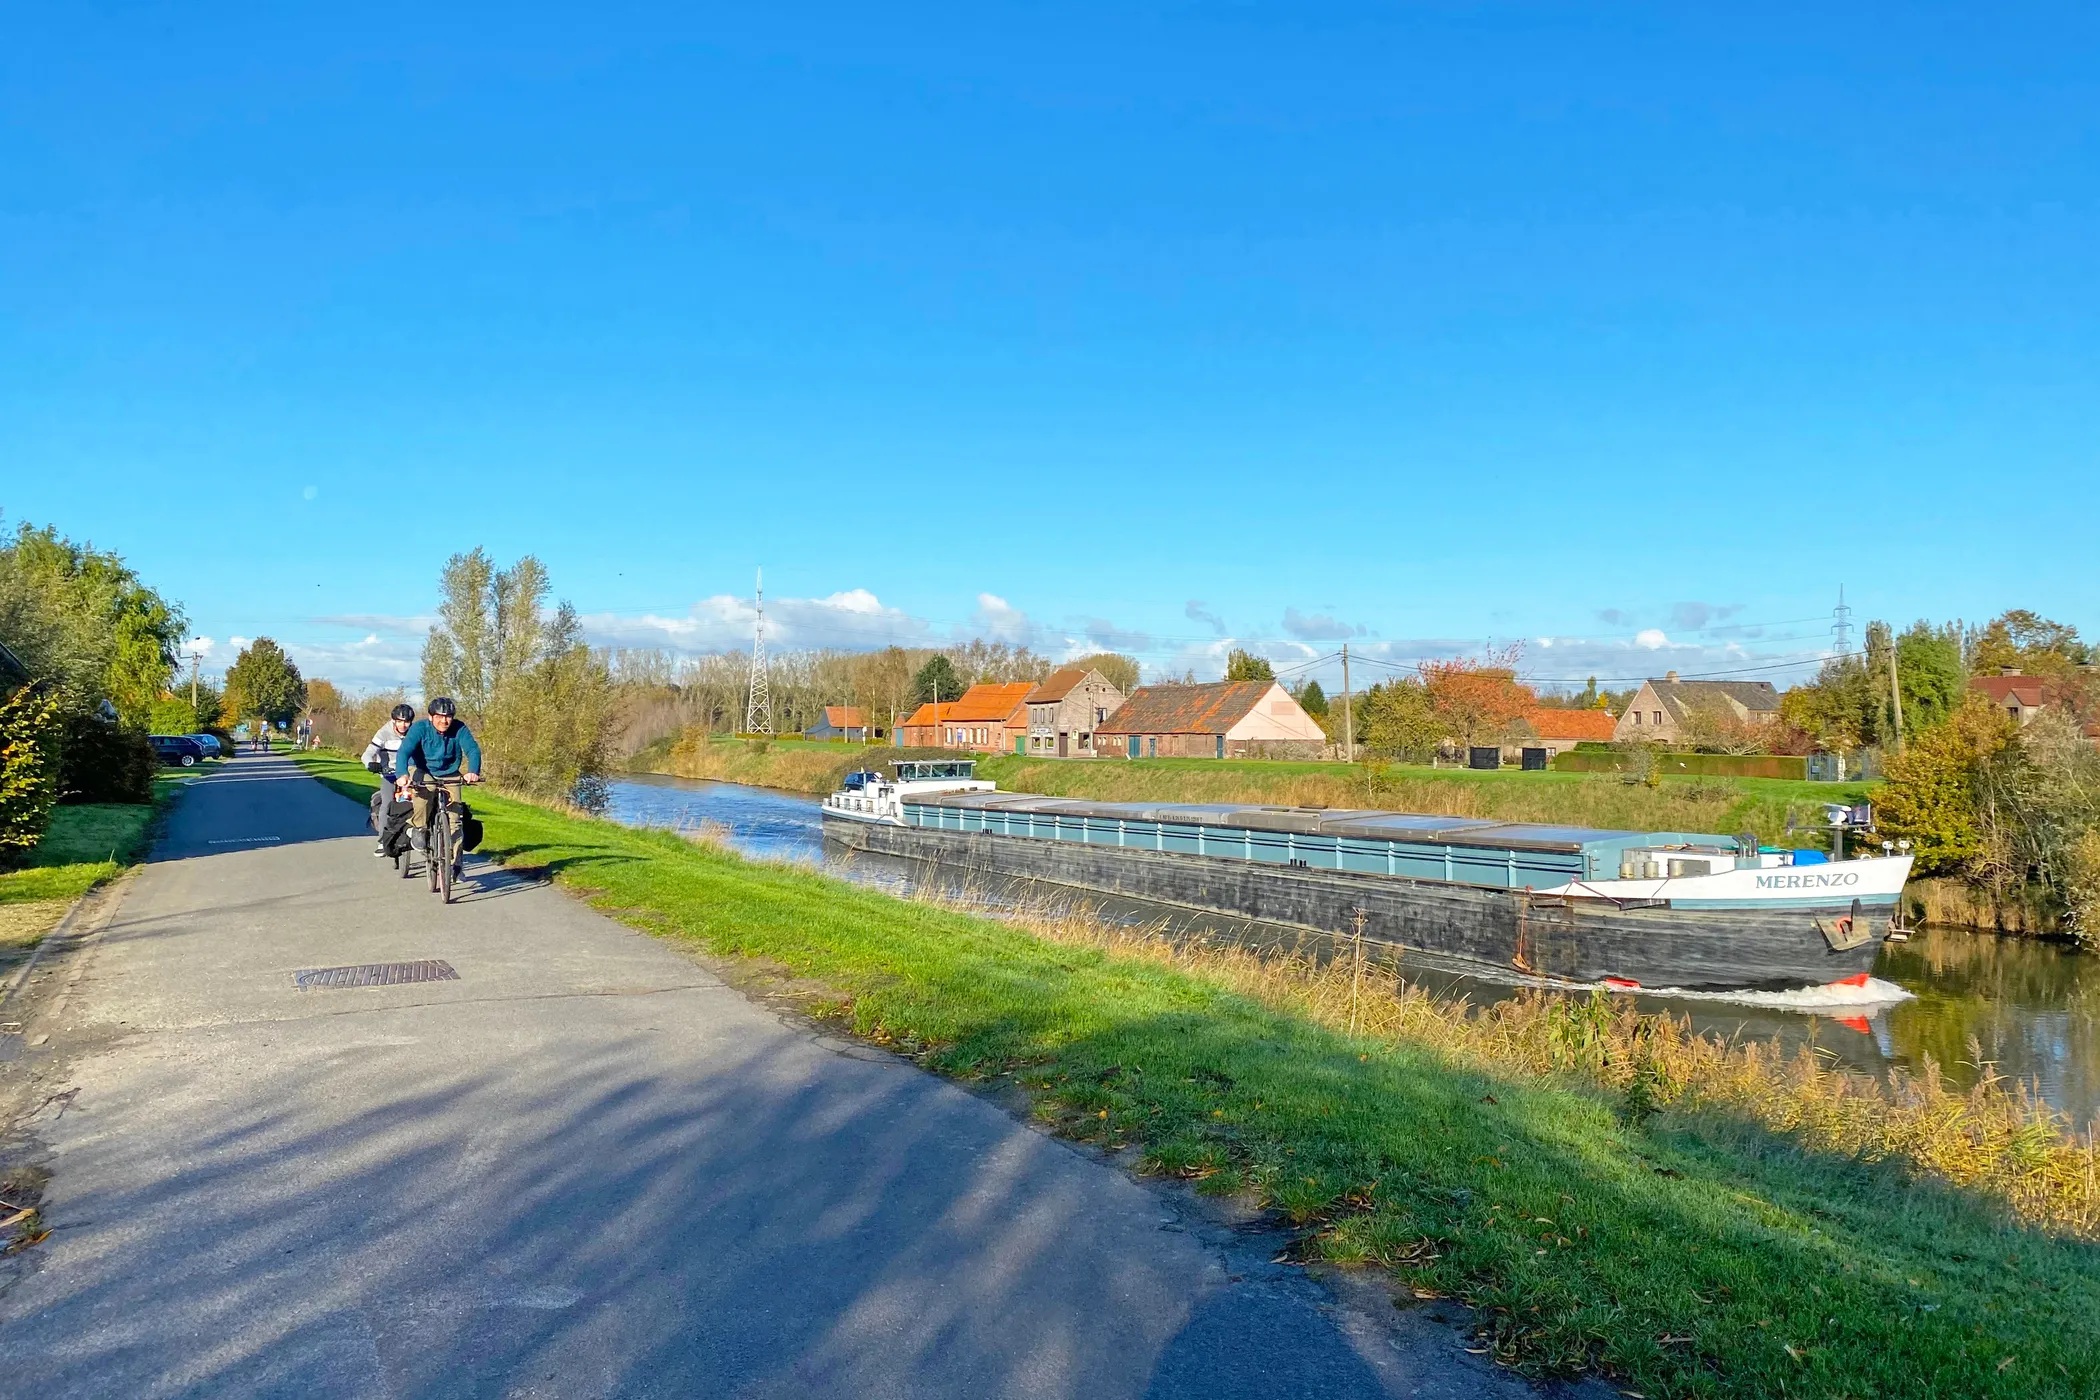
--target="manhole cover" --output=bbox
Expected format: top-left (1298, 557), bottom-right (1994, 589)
top-left (294, 960), bottom-right (459, 991)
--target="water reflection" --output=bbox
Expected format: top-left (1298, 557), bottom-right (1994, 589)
top-left (603, 773), bottom-right (2100, 1124)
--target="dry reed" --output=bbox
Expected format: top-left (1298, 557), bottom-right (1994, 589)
top-left (938, 889), bottom-right (2100, 1239)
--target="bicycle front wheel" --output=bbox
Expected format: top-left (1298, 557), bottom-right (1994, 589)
top-left (435, 812), bottom-right (454, 904)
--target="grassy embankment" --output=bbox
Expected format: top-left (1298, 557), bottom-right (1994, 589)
top-left (305, 746), bottom-right (2100, 1399)
top-left (0, 767), bottom-right (193, 974)
top-left (635, 732), bottom-right (1871, 846)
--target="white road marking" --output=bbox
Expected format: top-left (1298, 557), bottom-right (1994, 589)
top-left (207, 837), bottom-right (283, 845)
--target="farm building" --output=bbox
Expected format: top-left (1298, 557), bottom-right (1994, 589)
top-left (1612, 673), bottom-right (1780, 745)
top-left (802, 706), bottom-right (872, 742)
top-left (1095, 680), bottom-right (1327, 760)
top-left (896, 682), bottom-right (1036, 753)
top-left (1022, 667), bottom-right (1127, 757)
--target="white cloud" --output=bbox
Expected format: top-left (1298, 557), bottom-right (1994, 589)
top-left (1635, 628), bottom-right (1669, 649)
top-left (578, 588), bottom-right (938, 655)
top-left (228, 636), bottom-right (252, 651)
top-left (183, 637), bottom-right (216, 658)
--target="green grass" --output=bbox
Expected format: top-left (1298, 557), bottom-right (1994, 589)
top-left (299, 750), bottom-right (2098, 1396)
top-left (0, 768), bottom-right (193, 907)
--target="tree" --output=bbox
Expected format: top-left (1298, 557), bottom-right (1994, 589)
top-left (1359, 679), bottom-right (1442, 761)
top-left (1295, 679), bottom-right (1328, 716)
top-left (913, 655), bottom-right (963, 706)
top-left (1223, 649), bottom-right (1274, 683)
top-left (1879, 697), bottom-right (2016, 876)
top-left (224, 639), bottom-right (306, 726)
top-left (0, 686), bottom-right (63, 865)
top-left (305, 678), bottom-right (345, 727)
top-left (1894, 621), bottom-right (1967, 736)
top-left (1067, 652), bottom-right (1140, 694)
top-left (423, 548), bottom-right (496, 715)
top-left (0, 521), bottom-right (186, 728)
top-left (1419, 647), bottom-right (1535, 749)
top-left (1970, 609), bottom-right (2089, 676)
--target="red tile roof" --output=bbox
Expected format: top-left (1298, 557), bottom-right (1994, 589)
top-left (1970, 674), bottom-right (2057, 709)
top-left (899, 701), bottom-right (957, 729)
top-left (1525, 707), bottom-right (1617, 741)
top-left (946, 682), bottom-right (1036, 723)
top-left (820, 706), bottom-right (865, 728)
top-left (1025, 668), bottom-right (1090, 704)
top-left (1095, 681), bottom-right (1276, 736)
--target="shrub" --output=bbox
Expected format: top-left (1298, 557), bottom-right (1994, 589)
top-left (58, 711), bottom-right (155, 803)
top-left (147, 696), bottom-right (201, 734)
top-left (0, 687), bottom-right (63, 865)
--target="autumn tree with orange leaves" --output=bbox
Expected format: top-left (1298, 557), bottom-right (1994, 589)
top-left (1419, 644), bottom-right (1537, 749)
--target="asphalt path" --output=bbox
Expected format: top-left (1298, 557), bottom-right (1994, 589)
top-left (0, 755), bottom-right (1588, 1399)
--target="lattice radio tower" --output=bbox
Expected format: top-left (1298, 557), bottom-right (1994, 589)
top-left (1832, 584), bottom-right (1853, 656)
top-left (745, 568), bottom-right (774, 734)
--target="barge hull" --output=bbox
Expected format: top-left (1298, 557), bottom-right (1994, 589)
top-left (824, 816), bottom-right (1885, 991)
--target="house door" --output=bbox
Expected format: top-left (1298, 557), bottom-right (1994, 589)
top-left (1057, 731), bottom-right (1068, 757)
top-left (1128, 736), bottom-right (1141, 758)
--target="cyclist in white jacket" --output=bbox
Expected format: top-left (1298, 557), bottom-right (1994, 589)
top-left (362, 704), bottom-right (416, 855)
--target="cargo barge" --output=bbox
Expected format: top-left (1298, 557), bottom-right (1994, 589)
top-left (821, 762), bottom-right (1911, 992)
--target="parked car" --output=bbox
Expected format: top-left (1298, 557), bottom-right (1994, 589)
top-left (149, 735), bottom-right (207, 767)
top-left (187, 733), bottom-right (223, 758)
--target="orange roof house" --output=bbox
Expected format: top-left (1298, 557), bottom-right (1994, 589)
top-left (1521, 706), bottom-right (1618, 757)
top-left (897, 682), bottom-right (1036, 753)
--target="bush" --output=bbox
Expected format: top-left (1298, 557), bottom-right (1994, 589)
top-left (58, 712), bottom-right (156, 803)
top-left (147, 697), bottom-right (201, 735)
top-left (0, 687), bottom-right (63, 866)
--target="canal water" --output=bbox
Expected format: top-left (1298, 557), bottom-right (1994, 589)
top-left (605, 772), bottom-right (2100, 1126)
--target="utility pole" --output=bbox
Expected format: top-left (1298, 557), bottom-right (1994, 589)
top-left (745, 568), bottom-right (773, 735)
top-left (1888, 635), bottom-right (1906, 755)
top-left (1341, 644), bottom-right (1353, 762)
top-left (188, 649), bottom-right (201, 710)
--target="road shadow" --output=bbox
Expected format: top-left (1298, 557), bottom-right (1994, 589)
top-left (0, 1021), bottom-right (1402, 1399)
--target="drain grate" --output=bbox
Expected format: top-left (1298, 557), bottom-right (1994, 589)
top-left (294, 960), bottom-right (459, 991)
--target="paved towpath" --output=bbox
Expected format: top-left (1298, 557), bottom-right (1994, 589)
top-left (0, 755), bottom-right (1588, 1399)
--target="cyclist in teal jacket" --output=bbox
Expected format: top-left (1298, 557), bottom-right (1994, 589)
top-left (394, 697), bottom-right (483, 849)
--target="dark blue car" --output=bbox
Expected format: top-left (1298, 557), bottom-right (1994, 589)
top-left (149, 735), bottom-right (207, 767)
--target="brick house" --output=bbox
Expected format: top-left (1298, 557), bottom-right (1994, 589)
top-left (1095, 680), bottom-right (1327, 760)
top-left (895, 682), bottom-right (1035, 753)
top-left (1971, 669), bottom-right (2061, 725)
top-left (802, 706), bottom-right (871, 742)
top-left (1970, 669), bottom-right (2100, 745)
top-left (1612, 672), bottom-right (1780, 745)
top-left (1519, 706), bottom-right (1617, 758)
top-left (1021, 667), bottom-right (1127, 758)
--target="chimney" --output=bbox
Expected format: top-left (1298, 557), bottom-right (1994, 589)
top-left (2001, 667), bottom-right (2021, 677)
top-left (1664, 670), bottom-right (1680, 683)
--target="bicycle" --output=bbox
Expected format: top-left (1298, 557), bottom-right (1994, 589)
top-left (404, 780), bottom-right (466, 903)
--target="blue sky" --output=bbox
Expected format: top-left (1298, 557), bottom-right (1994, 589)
top-left (4, 3), bottom-right (2095, 693)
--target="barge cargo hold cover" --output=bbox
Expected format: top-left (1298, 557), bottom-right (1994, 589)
top-left (823, 786), bottom-right (1913, 992)
top-left (903, 793), bottom-right (1724, 889)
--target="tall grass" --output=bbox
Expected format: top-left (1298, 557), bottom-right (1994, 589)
top-left (969, 893), bottom-right (2100, 1240)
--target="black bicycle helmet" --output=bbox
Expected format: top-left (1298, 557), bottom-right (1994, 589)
top-left (428, 697), bottom-right (458, 717)
top-left (390, 703), bottom-right (416, 722)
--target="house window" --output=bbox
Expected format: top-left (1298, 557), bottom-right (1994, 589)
top-left (1078, 733), bottom-right (1090, 749)
top-left (1654, 711), bottom-right (1663, 726)
top-left (1632, 712), bottom-right (1641, 726)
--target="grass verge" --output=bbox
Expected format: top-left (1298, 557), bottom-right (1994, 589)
top-left (302, 749), bottom-right (2100, 1398)
top-left (0, 768), bottom-right (195, 965)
